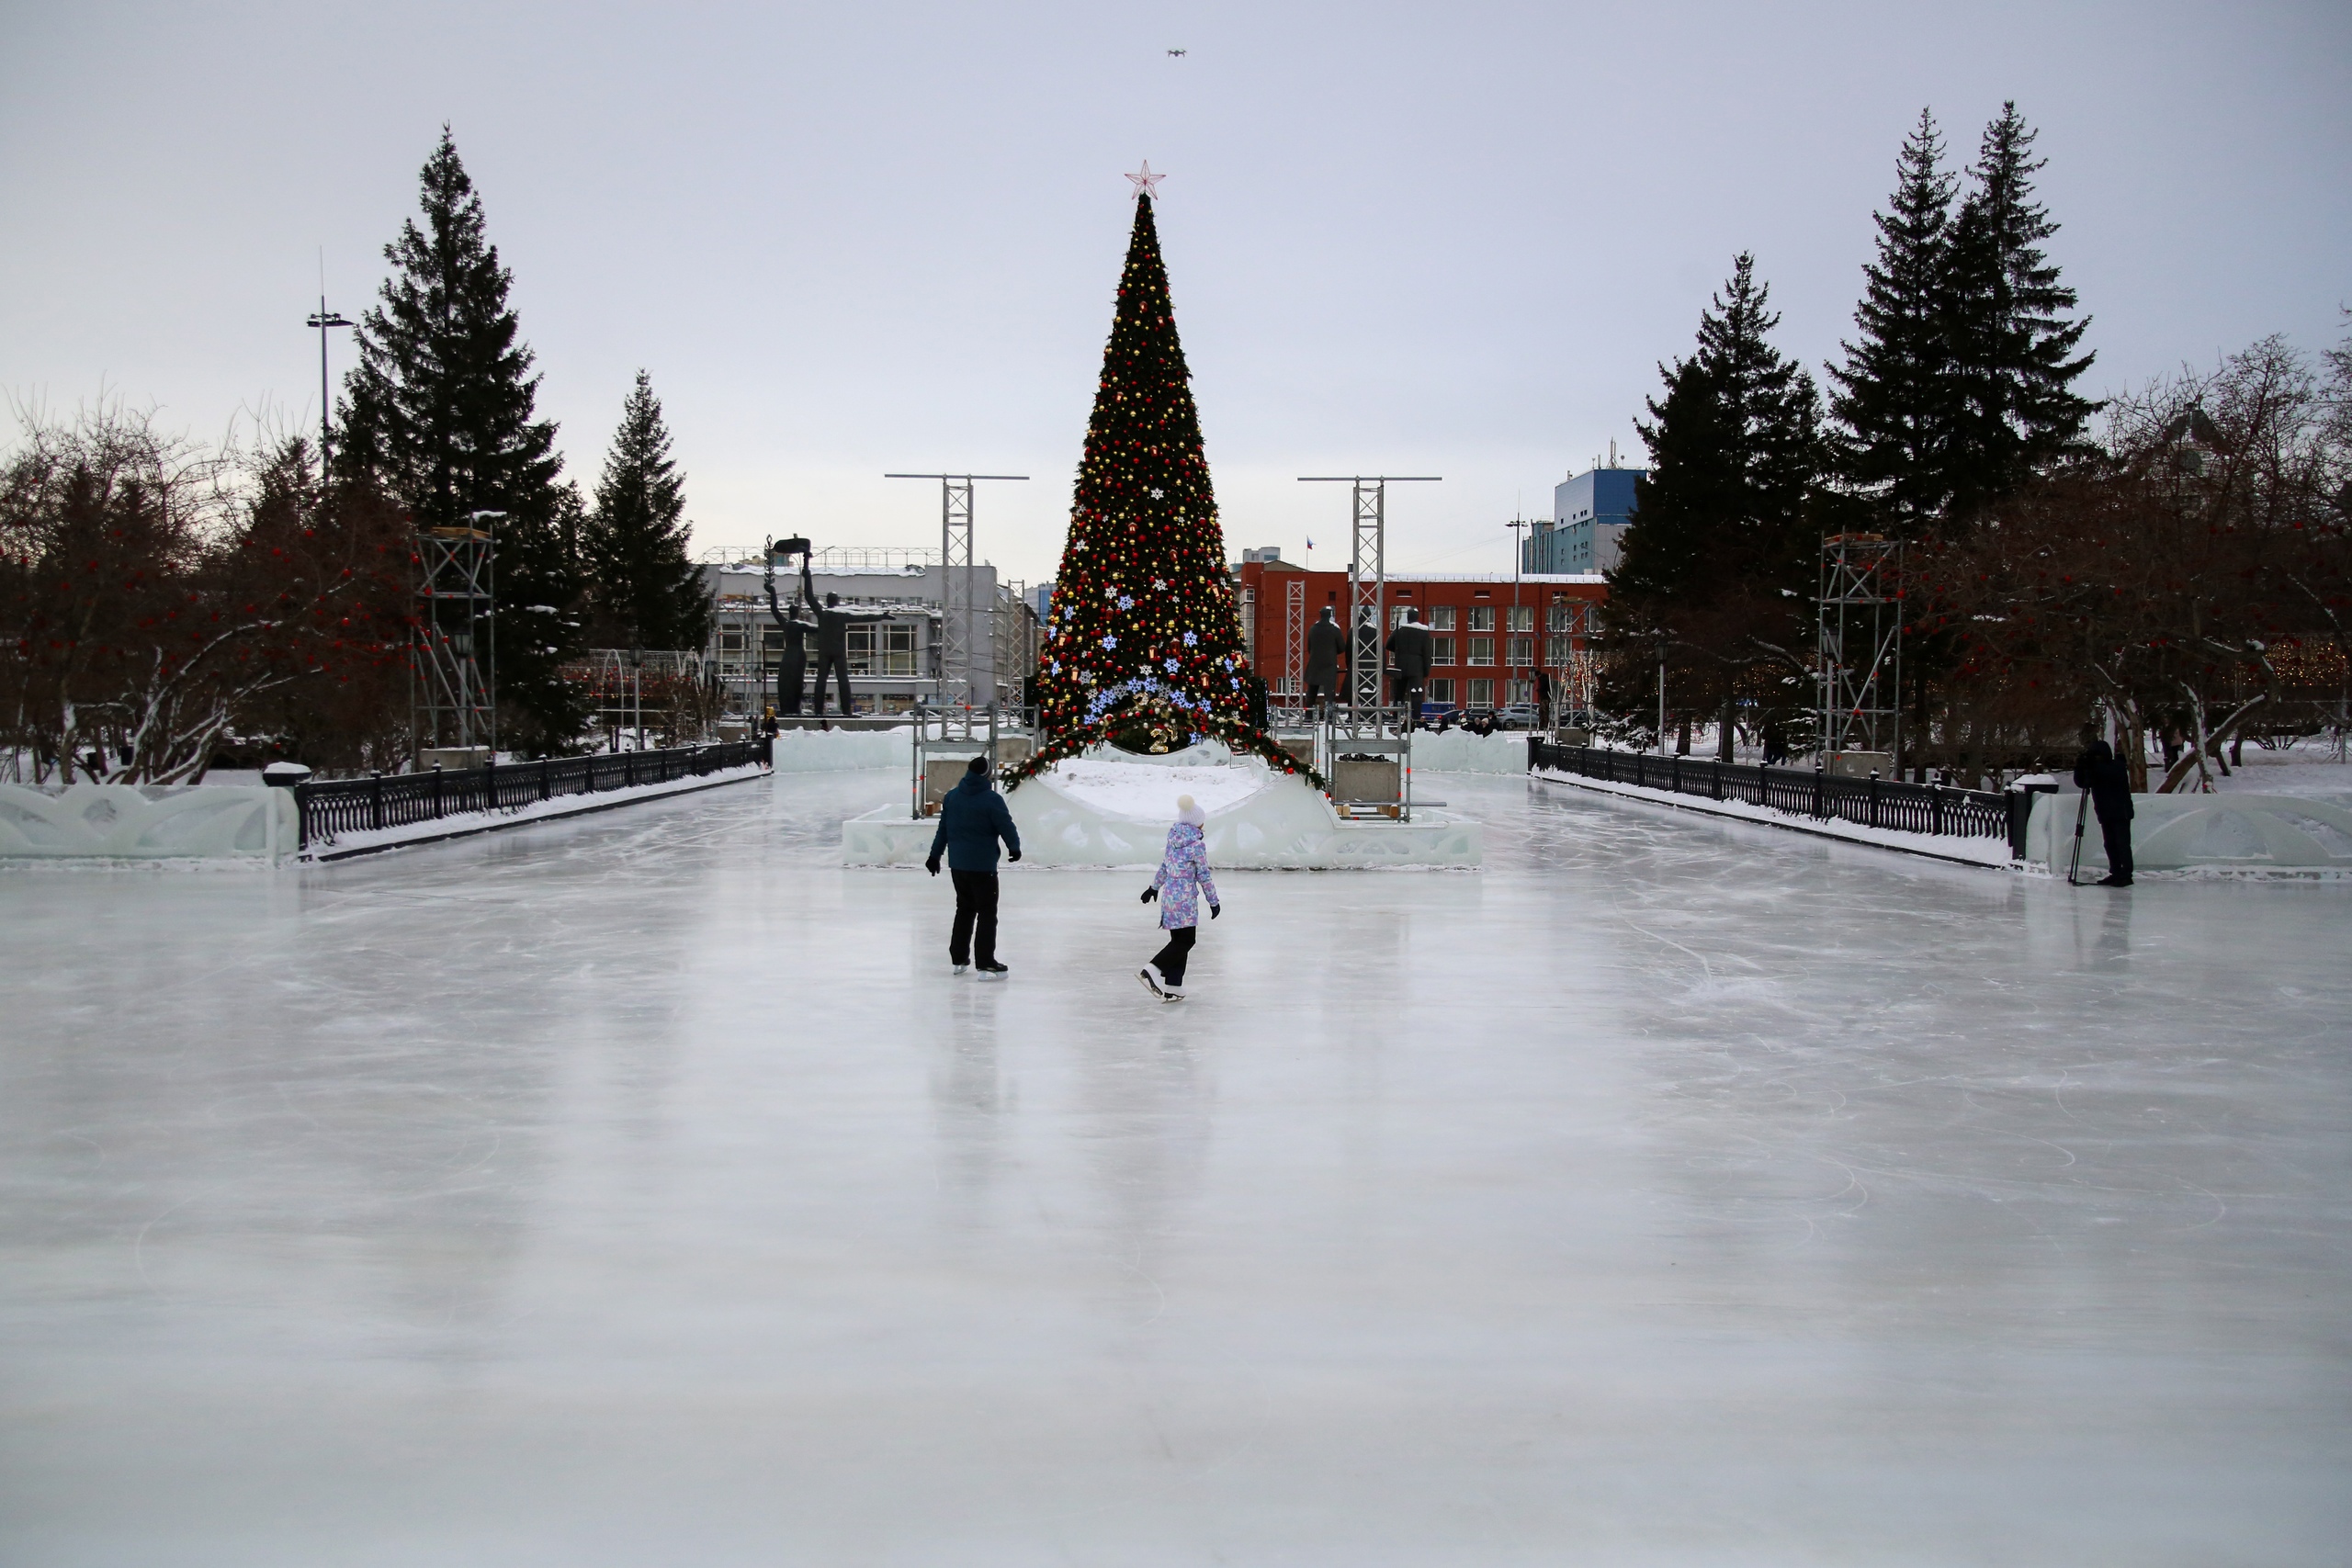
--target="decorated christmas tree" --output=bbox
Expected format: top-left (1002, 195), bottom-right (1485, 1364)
top-left (1009, 182), bottom-right (1315, 787)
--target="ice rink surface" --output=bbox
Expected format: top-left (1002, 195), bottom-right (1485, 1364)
top-left (3, 770), bottom-right (2347, 1564)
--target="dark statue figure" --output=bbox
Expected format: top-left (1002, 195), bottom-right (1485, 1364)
top-left (763, 543), bottom-right (817, 715)
top-left (763, 538), bottom-right (897, 718)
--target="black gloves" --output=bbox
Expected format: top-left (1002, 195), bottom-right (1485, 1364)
top-left (1209, 904), bottom-right (1221, 919)
top-left (1008, 848), bottom-right (1021, 863)
top-left (1140, 886), bottom-right (1158, 903)
top-left (925, 856), bottom-right (941, 876)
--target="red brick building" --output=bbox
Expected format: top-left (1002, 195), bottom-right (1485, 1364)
top-left (1232, 558), bottom-right (1608, 713)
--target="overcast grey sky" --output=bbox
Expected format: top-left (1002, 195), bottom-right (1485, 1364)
top-left (4, 2), bottom-right (2346, 584)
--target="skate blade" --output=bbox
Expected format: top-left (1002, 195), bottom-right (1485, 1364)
top-left (1138, 968), bottom-right (1164, 998)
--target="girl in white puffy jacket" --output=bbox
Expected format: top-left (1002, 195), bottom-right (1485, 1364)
top-left (1138, 794), bottom-right (1218, 1000)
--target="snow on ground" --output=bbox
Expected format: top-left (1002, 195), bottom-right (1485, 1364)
top-left (3, 771), bottom-right (2347, 1562)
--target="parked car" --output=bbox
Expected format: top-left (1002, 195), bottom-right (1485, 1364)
top-left (1491, 704), bottom-right (1542, 730)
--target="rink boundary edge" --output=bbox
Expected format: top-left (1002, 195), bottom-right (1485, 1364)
top-left (1529, 768), bottom-right (2023, 872)
top-left (302, 766), bottom-right (768, 862)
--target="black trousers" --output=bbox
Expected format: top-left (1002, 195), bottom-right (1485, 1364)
top-left (1150, 925), bottom-right (1196, 987)
top-left (2098, 809), bottom-right (2134, 881)
top-left (814, 648), bottom-right (854, 714)
top-left (776, 659), bottom-right (805, 715)
top-left (950, 870), bottom-right (999, 965)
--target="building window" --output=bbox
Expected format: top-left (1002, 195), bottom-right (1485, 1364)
top-left (882, 624), bottom-right (916, 676)
top-left (720, 629), bottom-right (746, 652)
top-left (1468, 636), bottom-right (1495, 666)
top-left (762, 629), bottom-right (785, 651)
top-left (1430, 606), bottom-right (1456, 631)
top-left (1507, 635), bottom-right (1534, 666)
top-left (846, 624), bottom-right (875, 675)
top-left (1507, 605), bottom-right (1533, 633)
top-left (1467, 678), bottom-right (1494, 707)
top-left (1430, 678), bottom-right (1454, 704)
top-left (1468, 606), bottom-right (1496, 632)
top-left (1390, 604), bottom-right (1415, 629)
top-left (1546, 599), bottom-right (1578, 632)
top-left (1545, 634), bottom-right (1575, 666)
top-left (1507, 678), bottom-right (1532, 705)
top-left (1431, 636), bottom-right (1455, 666)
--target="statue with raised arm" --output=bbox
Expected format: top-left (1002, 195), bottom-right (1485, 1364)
top-left (763, 539), bottom-right (818, 715)
top-left (797, 552), bottom-right (895, 717)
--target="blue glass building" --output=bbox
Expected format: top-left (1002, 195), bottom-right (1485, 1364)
top-left (1523, 465), bottom-right (1645, 575)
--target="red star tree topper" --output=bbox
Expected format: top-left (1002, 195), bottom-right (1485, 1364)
top-left (1009, 189), bottom-right (1317, 787)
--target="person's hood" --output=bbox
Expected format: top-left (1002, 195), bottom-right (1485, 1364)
top-left (956, 773), bottom-right (992, 794)
top-left (2082, 739), bottom-right (2114, 762)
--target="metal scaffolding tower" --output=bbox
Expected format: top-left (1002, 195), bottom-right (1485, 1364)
top-left (1283, 576), bottom-right (1306, 698)
top-left (887, 473), bottom-right (1027, 709)
top-left (1298, 475), bottom-right (1440, 723)
top-left (1815, 533), bottom-right (1905, 766)
top-left (412, 523), bottom-right (496, 759)
top-left (1547, 596), bottom-right (1597, 723)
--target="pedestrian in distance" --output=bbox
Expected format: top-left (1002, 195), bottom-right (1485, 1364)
top-left (1138, 794), bottom-right (1219, 1002)
top-left (926, 756), bottom-right (1022, 974)
top-left (2072, 728), bottom-right (2136, 887)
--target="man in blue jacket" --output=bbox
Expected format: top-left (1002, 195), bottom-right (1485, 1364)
top-left (926, 756), bottom-right (1022, 974)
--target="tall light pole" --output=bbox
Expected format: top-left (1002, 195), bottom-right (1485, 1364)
top-left (1506, 518), bottom-right (1530, 709)
top-left (305, 297), bottom-right (353, 476)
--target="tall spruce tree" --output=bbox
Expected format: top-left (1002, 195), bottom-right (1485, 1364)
top-left (1828, 108), bottom-right (1962, 533)
top-left (1606, 254), bottom-right (1822, 748)
top-left (582, 371), bottom-right (710, 653)
top-left (336, 127), bottom-right (587, 753)
top-left (1014, 191), bottom-right (1306, 785)
top-left (1944, 103), bottom-right (2097, 521)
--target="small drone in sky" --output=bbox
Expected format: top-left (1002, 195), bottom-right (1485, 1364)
top-left (1167, 48), bottom-right (1186, 57)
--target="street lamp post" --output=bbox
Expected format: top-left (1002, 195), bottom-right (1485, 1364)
top-left (1506, 518), bottom-right (1530, 712)
top-left (305, 298), bottom-right (354, 475)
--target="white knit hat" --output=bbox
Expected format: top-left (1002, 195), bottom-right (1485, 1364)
top-left (1176, 794), bottom-right (1205, 826)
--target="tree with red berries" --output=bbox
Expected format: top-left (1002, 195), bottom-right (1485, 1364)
top-left (1012, 189), bottom-right (1313, 786)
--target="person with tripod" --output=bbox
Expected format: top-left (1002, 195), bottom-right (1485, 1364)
top-left (2072, 728), bottom-right (2136, 887)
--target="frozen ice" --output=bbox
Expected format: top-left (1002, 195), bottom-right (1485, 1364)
top-left (3, 768), bottom-right (2348, 1562)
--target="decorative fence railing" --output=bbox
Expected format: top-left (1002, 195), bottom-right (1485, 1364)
top-left (293, 739), bottom-right (771, 852)
top-left (1528, 740), bottom-right (2036, 860)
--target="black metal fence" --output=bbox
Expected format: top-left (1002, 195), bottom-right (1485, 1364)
top-left (295, 739), bottom-right (771, 853)
top-left (1528, 739), bottom-right (2035, 860)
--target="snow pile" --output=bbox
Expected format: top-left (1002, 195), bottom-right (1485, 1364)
top-left (769, 727), bottom-right (913, 773)
top-left (1041, 759), bottom-right (1266, 820)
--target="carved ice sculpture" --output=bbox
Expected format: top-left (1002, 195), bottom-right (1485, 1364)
top-left (0, 784), bottom-right (298, 860)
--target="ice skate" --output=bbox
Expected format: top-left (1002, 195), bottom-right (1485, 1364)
top-left (976, 961), bottom-right (1010, 977)
top-left (953, 962), bottom-right (970, 975)
top-left (1159, 982), bottom-right (1185, 1003)
top-left (1138, 966), bottom-right (1165, 998)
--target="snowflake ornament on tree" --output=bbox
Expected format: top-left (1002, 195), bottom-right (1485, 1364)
top-left (1006, 178), bottom-right (1313, 787)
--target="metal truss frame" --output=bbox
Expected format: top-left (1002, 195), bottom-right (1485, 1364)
top-left (1298, 474), bottom-right (1440, 728)
top-left (412, 525), bottom-right (495, 758)
top-left (887, 472), bottom-right (1027, 710)
top-left (1815, 534), bottom-right (1905, 766)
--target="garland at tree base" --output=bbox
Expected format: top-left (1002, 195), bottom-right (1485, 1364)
top-left (1002, 697), bottom-right (1329, 795)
